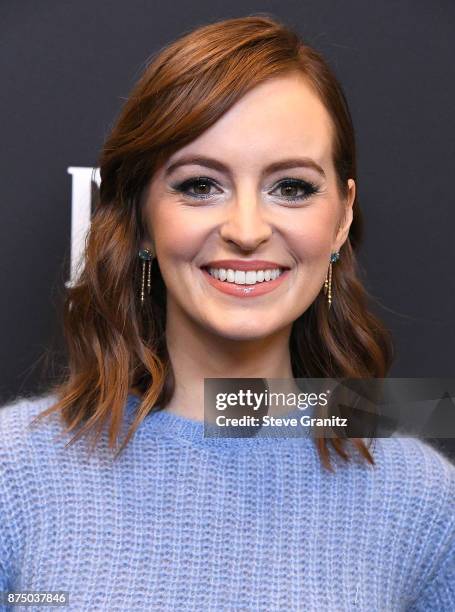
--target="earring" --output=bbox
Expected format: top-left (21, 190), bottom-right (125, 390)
top-left (138, 248), bottom-right (155, 307)
top-left (323, 251), bottom-right (340, 309)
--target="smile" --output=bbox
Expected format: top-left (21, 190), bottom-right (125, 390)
top-left (200, 266), bottom-right (290, 298)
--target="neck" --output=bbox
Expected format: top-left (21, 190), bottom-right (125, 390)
top-left (161, 305), bottom-right (297, 421)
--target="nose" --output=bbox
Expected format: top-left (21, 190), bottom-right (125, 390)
top-left (219, 190), bottom-right (273, 251)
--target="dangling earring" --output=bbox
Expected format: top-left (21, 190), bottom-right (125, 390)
top-left (138, 248), bottom-right (155, 307)
top-left (323, 251), bottom-right (340, 309)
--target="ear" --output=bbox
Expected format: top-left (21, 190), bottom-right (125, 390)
top-left (139, 239), bottom-right (156, 256)
top-left (138, 182), bottom-right (156, 253)
top-left (334, 179), bottom-right (355, 251)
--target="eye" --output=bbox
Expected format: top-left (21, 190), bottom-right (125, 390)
top-left (270, 178), bottom-right (321, 202)
top-left (171, 176), bottom-right (321, 203)
top-left (172, 176), bottom-right (222, 200)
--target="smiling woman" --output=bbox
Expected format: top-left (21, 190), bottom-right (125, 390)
top-left (139, 73), bottom-right (355, 328)
top-left (1, 13), bottom-right (454, 612)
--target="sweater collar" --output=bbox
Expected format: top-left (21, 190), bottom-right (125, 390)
top-left (125, 393), bottom-right (314, 448)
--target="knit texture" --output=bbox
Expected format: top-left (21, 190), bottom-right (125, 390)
top-left (0, 393), bottom-right (454, 611)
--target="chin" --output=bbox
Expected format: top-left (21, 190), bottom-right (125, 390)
top-left (204, 320), bottom-right (279, 342)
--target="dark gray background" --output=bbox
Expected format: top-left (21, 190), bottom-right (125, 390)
top-left (1, 1), bottom-right (454, 456)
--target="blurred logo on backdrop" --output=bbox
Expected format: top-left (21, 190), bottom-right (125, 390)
top-left (66, 166), bottom-right (100, 287)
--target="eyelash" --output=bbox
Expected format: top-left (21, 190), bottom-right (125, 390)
top-left (171, 176), bottom-right (321, 203)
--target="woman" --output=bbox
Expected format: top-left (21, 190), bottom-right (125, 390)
top-left (1, 14), bottom-right (453, 611)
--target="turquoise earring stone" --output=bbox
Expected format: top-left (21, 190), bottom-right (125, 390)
top-left (330, 252), bottom-right (340, 263)
top-left (138, 249), bottom-right (153, 261)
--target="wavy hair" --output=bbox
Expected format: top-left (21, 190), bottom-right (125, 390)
top-left (31, 14), bottom-right (394, 470)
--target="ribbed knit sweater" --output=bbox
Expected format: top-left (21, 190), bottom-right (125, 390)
top-left (0, 393), bottom-right (454, 611)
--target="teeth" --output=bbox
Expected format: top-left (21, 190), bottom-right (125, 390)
top-left (207, 267), bottom-right (284, 285)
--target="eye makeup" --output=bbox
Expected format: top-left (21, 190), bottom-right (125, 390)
top-left (170, 176), bottom-right (322, 203)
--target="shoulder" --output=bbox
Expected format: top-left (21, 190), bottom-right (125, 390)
top-left (369, 436), bottom-right (454, 605)
top-left (0, 392), bottom-right (80, 491)
top-left (320, 436), bottom-right (454, 606)
top-left (0, 393), bottom-right (64, 572)
top-left (0, 391), bottom-right (60, 427)
top-left (368, 434), bottom-right (454, 498)
top-left (321, 434), bottom-right (455, 535)
top-left (0, 392), bottom-right (63, 458)
top-left (361, 435), bottom-right (455, 533)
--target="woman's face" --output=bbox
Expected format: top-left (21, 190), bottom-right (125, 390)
top-left (141, 73), bottom-right (355, 341)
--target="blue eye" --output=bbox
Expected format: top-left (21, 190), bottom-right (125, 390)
top-left (270, 178), bottom-right (320, 202)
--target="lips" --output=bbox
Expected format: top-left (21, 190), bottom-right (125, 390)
top-left (201, 259), bottom-right (290, 271)
top-left (200, 266), bottom-right (290, 298)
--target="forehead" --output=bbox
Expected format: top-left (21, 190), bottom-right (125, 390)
top-left (168, 74), bottom-right (334, 172)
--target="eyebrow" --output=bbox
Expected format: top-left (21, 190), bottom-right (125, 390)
top-left (164, 155), bottom-right (326, 179)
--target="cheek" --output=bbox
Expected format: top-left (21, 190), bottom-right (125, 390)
top-left (284, 206), bottom-right (335, 260)
top-left (149, 201), bottom-right (205, 262)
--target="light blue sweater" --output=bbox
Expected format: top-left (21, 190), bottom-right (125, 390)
top-left (0, 393), bottom-right (454, 611)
